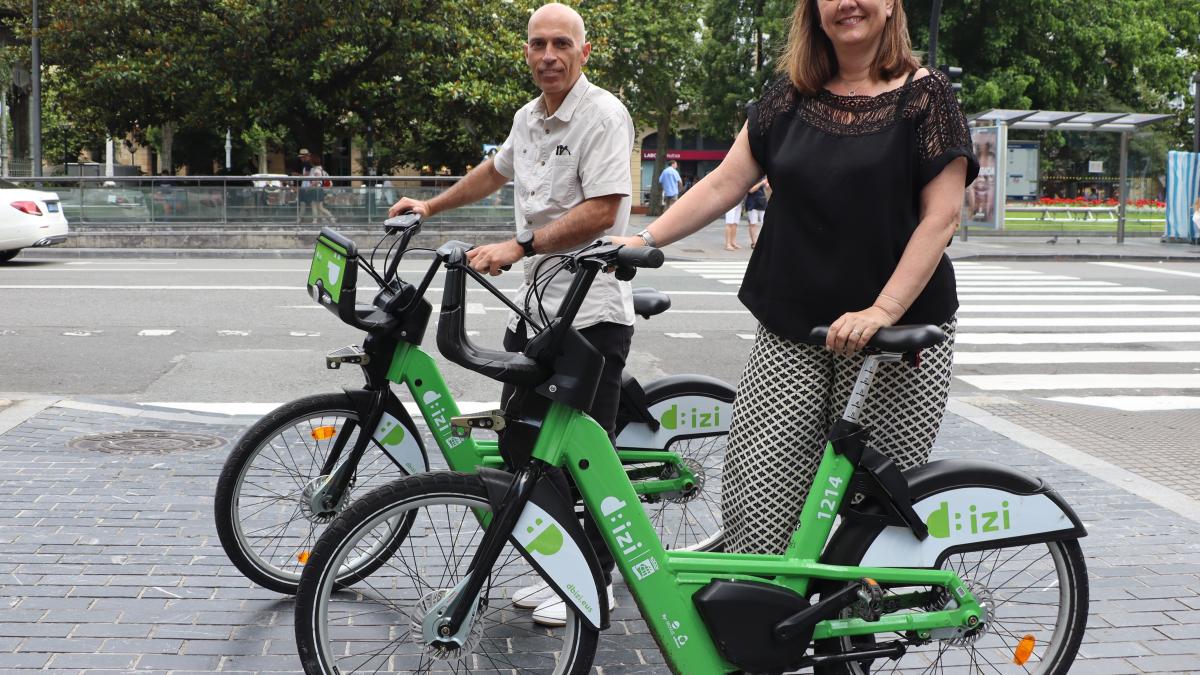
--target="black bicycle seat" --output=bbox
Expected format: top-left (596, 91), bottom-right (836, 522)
top-left (632, 288), bottom-right (671, 319)
top-left (808, 325), bottom-right (947, 353)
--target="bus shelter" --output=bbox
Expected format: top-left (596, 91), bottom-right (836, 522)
top-left (969, 109), bottom-right (1171, 242)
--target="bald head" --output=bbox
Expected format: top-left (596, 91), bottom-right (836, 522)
top-left (529, 3), bottom-right (586, 43)
top-left (524, 2), bottom-right (591, 104)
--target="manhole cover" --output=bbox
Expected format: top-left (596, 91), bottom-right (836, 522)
top-left (68, 430), bottom-right (226, 454)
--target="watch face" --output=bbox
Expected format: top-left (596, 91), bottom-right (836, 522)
top-left (518, 230), bottom-right (535, 256)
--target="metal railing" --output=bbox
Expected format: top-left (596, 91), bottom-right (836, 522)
top-left (0, 175), bottom-right (517, 227)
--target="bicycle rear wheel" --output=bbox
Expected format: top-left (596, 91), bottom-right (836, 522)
top-left (816, 538), bottom-right (1088, 674)
top-left (214, 393), bottom-right (413, 593)
top-left (625, 377), bottom-right (733, 552)
top-left (295, 472), bottom-right (598, 675)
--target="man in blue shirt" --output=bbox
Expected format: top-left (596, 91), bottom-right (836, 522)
top-left (658, 159), bottom-right (681, 208)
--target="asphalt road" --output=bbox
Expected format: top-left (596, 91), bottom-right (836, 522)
top-left (2, 255), bottom-right (1197, 410)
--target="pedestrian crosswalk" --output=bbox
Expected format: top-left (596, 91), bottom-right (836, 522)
top-left (667, 260), bottom-right (1200, 411)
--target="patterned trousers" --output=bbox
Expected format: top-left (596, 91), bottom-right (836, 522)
top-left (721, 319), bottom-right (957, 554)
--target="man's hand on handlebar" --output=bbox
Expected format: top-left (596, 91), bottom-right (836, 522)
top-left (388, 197), bottom-right (432, 219)
top-left (466, 239), bottom-right (524, 276)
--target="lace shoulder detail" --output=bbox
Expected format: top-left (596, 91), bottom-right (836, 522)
top-left (749, 75), bottom-right (798, 140)
top-left (904, 68), bottom-right (974, 167)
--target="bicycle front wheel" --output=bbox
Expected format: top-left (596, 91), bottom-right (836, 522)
top-left (295, 472), bottom-right (598, 675)
top-left (214, 393), bottom-right (413, 594)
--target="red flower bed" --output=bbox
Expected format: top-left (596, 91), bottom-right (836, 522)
top-left (1035, 197), bottom-right (1164, 208)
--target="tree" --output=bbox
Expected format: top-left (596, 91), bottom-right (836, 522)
top-left (695, 0), bottom-right (792, 140)
top-left (911, 0), bottom-right (1200, 149)
top-left (587, 0), bottom-right (704, 215)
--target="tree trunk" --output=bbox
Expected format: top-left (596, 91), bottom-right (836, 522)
top-left (159, 121), bottom-right (175, 173)
top-left (258, 145), bottom-right (268, 173)
top-left (649, 110), bottom-right (672, 217)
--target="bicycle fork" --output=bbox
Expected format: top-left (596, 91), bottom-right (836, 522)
top-left (428, 460), bottom-right (547, 647)
top-left (309, 387), bottom-right (390, 515)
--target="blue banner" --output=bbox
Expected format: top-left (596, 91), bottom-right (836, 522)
top-left (1166, 150), bottom-right (1199, 241)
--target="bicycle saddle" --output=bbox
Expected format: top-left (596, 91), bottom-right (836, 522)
top-left (632, 288), bottom-right (671, 319)
top-left (808, 324), bottom-right (947, 353)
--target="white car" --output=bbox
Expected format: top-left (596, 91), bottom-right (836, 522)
top-left (0, 179), bottom-right (69, 262)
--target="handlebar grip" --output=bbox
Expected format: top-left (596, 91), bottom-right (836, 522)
top-left (384, 212), bottom-right (422, 232)
top-left (616, 245), bottom-right (664, 269)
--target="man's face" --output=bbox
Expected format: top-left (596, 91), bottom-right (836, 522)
top-left (525, 11), bottom-right (590, 97)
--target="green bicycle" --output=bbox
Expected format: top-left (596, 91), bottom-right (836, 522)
top-left (214, 215), bottom-right (732, 594)
top-left (294, 237), bottom-right (1089, 674)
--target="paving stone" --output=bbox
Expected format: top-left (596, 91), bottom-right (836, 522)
top-left (0, 403), bottom-right (1198, 672)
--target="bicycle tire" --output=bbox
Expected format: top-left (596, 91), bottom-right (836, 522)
top-left (634, 378), bottom-right (732, 552)
top-left (814, 515), bottom-right (1088, 674)
top-left (295, 471), bottom-right (599, 675)
top-left (214, 392), bottom-right (414, 594)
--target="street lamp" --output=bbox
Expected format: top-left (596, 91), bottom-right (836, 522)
top-left (31, 0), bottom-right (42, 177)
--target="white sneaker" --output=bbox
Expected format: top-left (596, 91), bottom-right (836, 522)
top-left (512, 581), bottom-right (556, 609)
top-left (532, 584), bottom-right (616, 628)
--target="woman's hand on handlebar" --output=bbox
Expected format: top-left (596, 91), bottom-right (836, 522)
top-left (466, 239), bottom-right (524, 276)
top-left (827, 306), bottom-right (897, 356)
top-left (608, 235), bottom-right (644, 248)
top-left (388, 197), bottom-right (431, 219)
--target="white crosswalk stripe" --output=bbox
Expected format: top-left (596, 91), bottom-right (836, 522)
top-left (667, 259), bottom-right (1200, 411)
top-left (949, 261), bottom-right (1200, 410)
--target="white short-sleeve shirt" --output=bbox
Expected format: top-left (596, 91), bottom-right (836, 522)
top-left (493, 73), bottom-right (635, 331)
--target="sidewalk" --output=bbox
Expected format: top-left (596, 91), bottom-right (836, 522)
top-left (1, 395), bottom-right (1199, 672)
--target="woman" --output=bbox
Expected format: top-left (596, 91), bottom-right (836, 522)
top-left (744, 177), bottom-right (768, 247)
top-left (615, 0), bottom-right (977, 554)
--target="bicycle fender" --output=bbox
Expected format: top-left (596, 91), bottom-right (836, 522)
top-left (341, 388), bottom-right (430, 474)
top-left (615, 376), bottom-right (735, 450)
top-left (478, 467), bottom-right (609, 631)
top-left (826, 459), bottom-right (1086, 569)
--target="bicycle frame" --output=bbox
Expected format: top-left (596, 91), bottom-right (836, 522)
top-left (534, 399), bottom-right (986, 673)
top-left (318, 335), bottom-right (704, 492)
top-left (307, 226), bottom-right (708, 501)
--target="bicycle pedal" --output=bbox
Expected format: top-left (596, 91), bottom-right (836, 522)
top-left (449, 410), bottom-right (507, 437)
top-left (326, 345), bottom-right (370, 369)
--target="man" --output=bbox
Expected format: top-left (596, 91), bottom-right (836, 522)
top-left (389, 2), bottom-right (636, 627)
top-left (659, 159), bottom-right (681, 208)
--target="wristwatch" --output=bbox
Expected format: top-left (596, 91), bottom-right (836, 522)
top-left (636, 229), bottom-right (657, 248)
top-left (516, 229), bottom-right (536, 257)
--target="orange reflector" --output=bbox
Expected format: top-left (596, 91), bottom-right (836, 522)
top-left (1013, 634), bottom-right (1035, 665)
top-left (297, 551), bottom-right (311, 564)
top-left (311, 426), bottom-right (337, 441)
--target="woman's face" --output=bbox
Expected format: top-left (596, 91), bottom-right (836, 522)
top-left (815, 0), bottom-right (893, 51)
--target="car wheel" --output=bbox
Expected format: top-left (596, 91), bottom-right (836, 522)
top-left (0, 250), bottom-right (19, 263)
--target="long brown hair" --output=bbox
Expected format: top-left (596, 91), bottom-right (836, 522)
top-left (778, 0), bottom-right (921, 96)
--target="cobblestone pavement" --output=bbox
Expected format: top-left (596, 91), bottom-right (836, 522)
top-left (966, 395), bottom-right (1200, 502)
top-left (1, 399), bottom-right (1199, 673)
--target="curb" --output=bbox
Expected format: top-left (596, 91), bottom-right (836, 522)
top-left (951, 253), bottom-right (1200, 262)
top-left (0, 398), bottom-right (58, 435)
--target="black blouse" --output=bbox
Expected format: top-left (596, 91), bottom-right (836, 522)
top-left (741, 68), bottom-right (979, 342)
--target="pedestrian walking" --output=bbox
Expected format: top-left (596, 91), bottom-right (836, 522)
top-left (612, 0), bottom-right (978, 555)
top-left (723, 200), bottom-right (743, 250)
top-left (388, 2), bottom-right (633, 626)
top-left (658, 159), bottom-right (681, 208)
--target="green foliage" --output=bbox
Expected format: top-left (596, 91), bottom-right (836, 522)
top-left (694, 0), bottom-right (791, 139)
top-left (909, 0), bottom-right (1200, 149)
top-left (1, 0), bottom-right (1196, 175)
